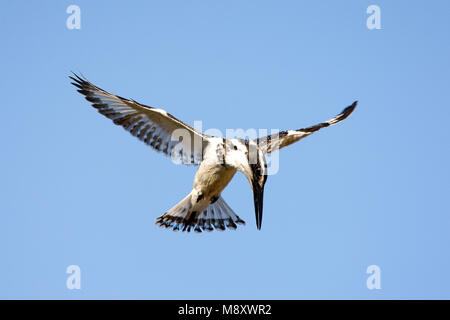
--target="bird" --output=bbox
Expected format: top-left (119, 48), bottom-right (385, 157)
top-left (70, 73), bottom-right (357, 233)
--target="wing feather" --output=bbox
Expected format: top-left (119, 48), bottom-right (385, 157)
top-left (255, 101), bottom-right (357, 154)
top-left (70, 73), bottom-right (208, 165)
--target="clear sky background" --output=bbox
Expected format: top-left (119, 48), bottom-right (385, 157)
top-left (1, 1), bottom-right (449, 299)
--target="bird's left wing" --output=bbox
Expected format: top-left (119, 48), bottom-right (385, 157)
top-left (255, 101), bottom-right (357, 154)
top-left (70, 73), bottom-right (209, 165)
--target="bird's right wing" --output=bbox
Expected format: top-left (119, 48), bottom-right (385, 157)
top-left (70, 73), bottom-right (209, 165)
top-left (255, 101), bottom-right (357, 154)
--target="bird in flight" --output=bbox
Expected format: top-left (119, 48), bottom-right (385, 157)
top-left (70, 73), bottom-right (357, 233)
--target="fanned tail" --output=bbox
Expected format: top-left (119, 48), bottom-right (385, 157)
top-left (156, 196), bottom-right (245, 233)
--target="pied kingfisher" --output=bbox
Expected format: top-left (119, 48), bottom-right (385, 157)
top-left (70, 73), bottom-right (357, 233)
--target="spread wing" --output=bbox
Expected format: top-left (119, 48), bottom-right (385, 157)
top-left (255, 101), bottom-right (357, 154)
top-left (70, 73), bottom-right (209, 165)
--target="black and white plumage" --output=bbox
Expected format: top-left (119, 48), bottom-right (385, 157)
top-left (70, 73), bottom-right (357, 233)
top-left (70, 73), bottom-right (207, 165)
top-left (255, 102), bottom-right (357, 154)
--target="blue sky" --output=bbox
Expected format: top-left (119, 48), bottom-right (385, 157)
top-left (1, 1), bottom-right (449, 299)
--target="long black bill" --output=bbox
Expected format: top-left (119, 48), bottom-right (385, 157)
top-left (252, 183), bottom-right (264, 230)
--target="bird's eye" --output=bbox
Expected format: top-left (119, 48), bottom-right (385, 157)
top-left (233, 145), bottom-right (238, 151)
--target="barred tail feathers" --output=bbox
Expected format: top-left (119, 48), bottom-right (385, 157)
top-left (156, 195), bottom-right (245, 233)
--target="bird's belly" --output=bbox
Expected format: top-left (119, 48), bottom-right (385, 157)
top-left (193, 163), bottom-right (237, 198)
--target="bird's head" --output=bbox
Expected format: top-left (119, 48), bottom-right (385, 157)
top-left (226, 139), bottom-right (268, 230)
